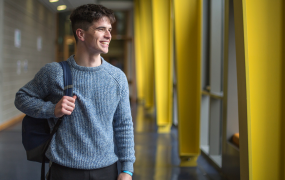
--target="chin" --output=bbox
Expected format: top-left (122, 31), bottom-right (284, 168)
top-left (101, 51), bottom-right (109, 54)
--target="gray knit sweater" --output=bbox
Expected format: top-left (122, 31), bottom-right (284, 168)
top-left (15, 55), bottom-right (135, 172)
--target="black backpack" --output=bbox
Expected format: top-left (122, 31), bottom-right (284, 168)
top-left (22, 61), bottom-right (72, 180)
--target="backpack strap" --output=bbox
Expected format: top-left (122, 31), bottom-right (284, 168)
top-left (59, 61), bottom-right (73, 97)
top-left (41, 61), bottom-right (72, 180)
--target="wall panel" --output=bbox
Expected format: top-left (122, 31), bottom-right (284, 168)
top-left (0, 0), bottom-right (4, 122)
top-left (0, 0), bottom-right (56, 125)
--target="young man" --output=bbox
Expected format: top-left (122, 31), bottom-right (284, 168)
top-left (15, 4), bottom-right (135, 180)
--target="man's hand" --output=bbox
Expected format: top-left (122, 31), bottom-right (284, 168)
top-left (54, 95), bottom-right (77, 117)
top-left (117, 173), bottom-right (132, 180)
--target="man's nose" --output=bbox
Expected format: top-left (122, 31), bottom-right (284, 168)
top-left (104, 30), bottom-right (111, 39)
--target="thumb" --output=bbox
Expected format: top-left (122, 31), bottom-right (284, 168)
top-left (73, 95), bottom-right (77, 100)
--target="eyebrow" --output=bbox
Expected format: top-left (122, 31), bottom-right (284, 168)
top-left (95, 26), bottom-right (112, 30)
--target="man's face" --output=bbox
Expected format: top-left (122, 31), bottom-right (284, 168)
top-left (84, 16), bottom-right (112, 55)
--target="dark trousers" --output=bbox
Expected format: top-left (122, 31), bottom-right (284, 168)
top-left (49, 162), bottom-right (118, 180)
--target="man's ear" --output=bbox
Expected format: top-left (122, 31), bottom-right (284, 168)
top-left (76, 29), bottom-right (85, 42)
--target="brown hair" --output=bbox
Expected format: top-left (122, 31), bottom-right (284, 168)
top-left (69, 4), bottom-right (116, 42)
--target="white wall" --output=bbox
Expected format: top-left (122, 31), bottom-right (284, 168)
top-left (0, 0), bottom-right (56, 124)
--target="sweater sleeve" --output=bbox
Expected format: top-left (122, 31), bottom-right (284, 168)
top-left (113, 74), bottom-right (136, 173)
top-left (14, 63), bottom-right (59, 119)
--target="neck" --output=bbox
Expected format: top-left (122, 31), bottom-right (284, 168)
top-left (74, 45), bottom-right (102, 67)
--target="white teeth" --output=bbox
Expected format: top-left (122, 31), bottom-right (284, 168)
top-left (101, 42), bottom-right (109, 45)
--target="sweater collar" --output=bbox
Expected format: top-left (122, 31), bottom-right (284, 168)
top-left (68, 55), bottom-right (106, 72)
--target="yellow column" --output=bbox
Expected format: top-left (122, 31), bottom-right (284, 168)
top-left (134, 0), bottom-right (145, 101)
top-left (280, 1), bottom-right (285, 180)
top-left (234, 0), bottom-right (284, 179)
top-left (139, 0), bottom-right (155, 111)
top-left (174, 0), bottom-right (202, 166)
top-left (152, 0), bottom-right (173, 133)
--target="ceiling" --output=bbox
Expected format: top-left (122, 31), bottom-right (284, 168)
top-left (37, 0), bottom-right (133, 12)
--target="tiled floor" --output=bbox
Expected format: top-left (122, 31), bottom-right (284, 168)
top-left (0, 104), bottom-right (227, 180)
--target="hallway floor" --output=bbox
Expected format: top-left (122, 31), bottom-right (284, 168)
top-left (0, 104), bottom-right (227, 180)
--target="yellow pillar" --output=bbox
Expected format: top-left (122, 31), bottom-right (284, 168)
top-left (234, 0), bottom-right (284, 179)
top-left (139, 0), bottom-right (155, 111)
top-left (134, 0), bottom-right (145, 102)
top-left (174, 0), bottom-right (202, 166)
top-left (282, 2), bottom-right (285, 179)
top-left (152, 0), bottom-right (173, 133)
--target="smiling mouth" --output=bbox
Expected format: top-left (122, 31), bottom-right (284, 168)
top-left (101, 42), bottom-right (109, 45)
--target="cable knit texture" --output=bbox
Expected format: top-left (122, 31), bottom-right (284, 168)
top-left (15, 55), bottom-right (135, 172)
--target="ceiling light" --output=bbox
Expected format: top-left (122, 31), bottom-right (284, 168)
top-left (49, 0), bottom-right (58, 2)
top-left (57, 5), bottom-right (66, 11)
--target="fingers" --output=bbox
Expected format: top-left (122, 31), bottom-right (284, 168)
top-left (54, 96), bottom-right (77, 117)
top-left (60, 107), bottom-right (73, 115)
top-left (61, 102), bottom-right (74, 112)
top-left (61, 96), bottom-right (76, 112)
top-left (62, 97), bottom-right (76, 108)
top-left (63, 96), bottom-right (76, 103)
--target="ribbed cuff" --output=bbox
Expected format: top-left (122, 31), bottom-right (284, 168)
top-left (44, 103), bottom-right (57, 118)
top-left (121, 162), bottom-right (134, 173)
